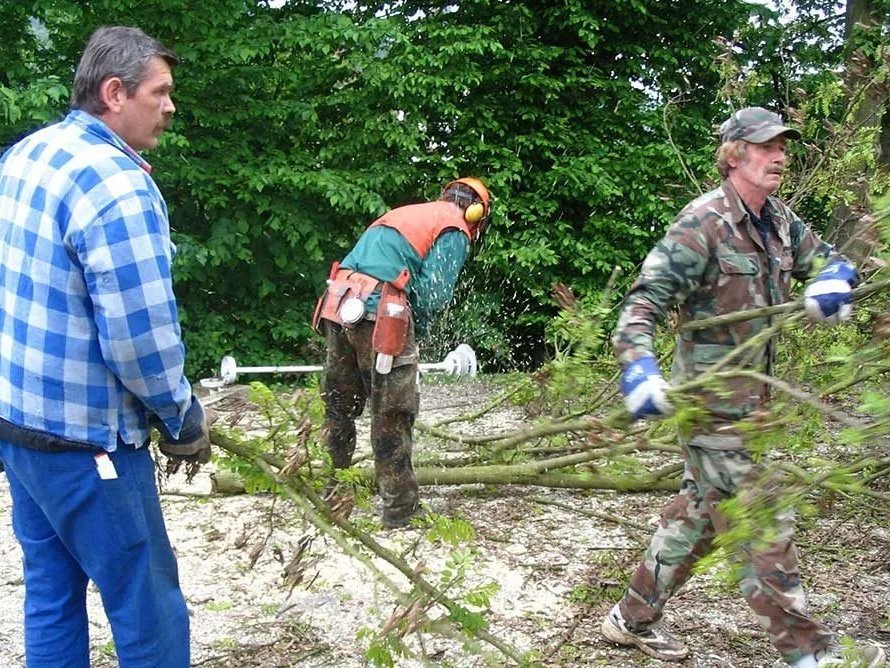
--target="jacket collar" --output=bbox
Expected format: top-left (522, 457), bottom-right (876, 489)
top-left (65, 109), bottom-right (153, 174)
top-left (720, 178), bottom-right (780, 224)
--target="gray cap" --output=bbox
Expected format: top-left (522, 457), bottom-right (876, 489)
top-left (718, 107), bottom-right (801, 144)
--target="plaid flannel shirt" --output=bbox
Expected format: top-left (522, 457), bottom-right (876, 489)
top-left (0, 110), bottom-right (191, 451)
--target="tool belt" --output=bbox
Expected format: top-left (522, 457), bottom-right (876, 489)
top-left (312, 264), bottom-right (411, 346)
top-left (312, 262), bottom-right (380, 332)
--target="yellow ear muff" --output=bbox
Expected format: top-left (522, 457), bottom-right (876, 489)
top-left (465, 202), bottom-right (485, 224)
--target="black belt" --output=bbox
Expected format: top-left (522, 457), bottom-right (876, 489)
top-left (0, 415), bottom-right (112, 453)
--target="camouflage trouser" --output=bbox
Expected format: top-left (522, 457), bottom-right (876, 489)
top-left (618, 434), bottom-right (834, 664)
top-left (320, 318), bottom-right (421, 522)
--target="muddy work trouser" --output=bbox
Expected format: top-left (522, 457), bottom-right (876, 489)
top-left (321, 318), bottom-right (420, 522)
top-left (617, 435), bottom-right (834, 665)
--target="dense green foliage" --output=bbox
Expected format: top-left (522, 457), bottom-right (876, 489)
top-left (0, 0), bottom-right (886, 379)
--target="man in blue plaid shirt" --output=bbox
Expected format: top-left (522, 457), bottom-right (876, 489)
top-left (0, 26), bottom-right (209, 668)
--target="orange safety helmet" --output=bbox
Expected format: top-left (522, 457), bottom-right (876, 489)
top-left (442, 177), bottom-right (491, 242)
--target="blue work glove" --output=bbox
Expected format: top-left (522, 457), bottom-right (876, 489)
top-left (620, 356), bottom-right (673, 420)
top-left (803, 259), bottom-right (857, 325)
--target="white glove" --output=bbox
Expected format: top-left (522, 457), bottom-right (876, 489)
top-left (803, 259), bottom-right (857, 325)
top-left (620, 356), bottom-right (673, 420)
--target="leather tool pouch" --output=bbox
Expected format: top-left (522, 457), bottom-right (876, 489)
top-left (372, 282), bottom-right (410, 356)
top-left (312, 263), bottom-right (381, 333)
top-left (312, 262), bottom-right (340, 333)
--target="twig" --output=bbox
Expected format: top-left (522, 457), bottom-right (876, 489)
top-left (679, 279), bottom-right (890, 332)
top-left (822, 361), bottom-right (890, 396)
top-left (528, 495), bottom-right (652, 534)
top-left (779, 455), bottom-right (890, 500)
top-left (430, 377), bottom-right (532, 428)
top-left (417, 415), bottom-right (619, 449)
top-left (662, 95), bottom-right (705, 196)
top-left (415, 465), bottom-right (679, 492)
top-left (861, 462), bottom-right (890, 486)
top-left (714, 369), bottom-right (867, 430)
top-left (160, 490), bottom-right (211, 498)
top-left (211, 430), bottom-right (529, 666)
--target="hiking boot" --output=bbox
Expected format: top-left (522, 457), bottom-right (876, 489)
top-left (811, 643), bottom-right (887, 667)
top-left (600, 603), bottom-right (689, 661)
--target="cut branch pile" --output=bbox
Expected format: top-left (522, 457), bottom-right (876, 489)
top-left (199, 273), bottom-right (890, 666)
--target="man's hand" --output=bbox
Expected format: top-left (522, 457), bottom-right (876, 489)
top-left (157, 396), bottom-right (212, 464)
top-left (620, 355), bottom-right (673, 420)
top-left (804, 259), bottom-right (857, 325)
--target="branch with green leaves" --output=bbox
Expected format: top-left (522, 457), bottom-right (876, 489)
top-left (209, 428), bottom-right (536, 668)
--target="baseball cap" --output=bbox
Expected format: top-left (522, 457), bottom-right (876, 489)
top-left (718, 107), bottom-right (801, 144)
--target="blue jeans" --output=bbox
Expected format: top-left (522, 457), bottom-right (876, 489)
top-left (0, 440), bottom-right (189, 668)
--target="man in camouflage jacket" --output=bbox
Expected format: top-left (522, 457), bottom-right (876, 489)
top-left (600, 108), bottom-right (884, 668)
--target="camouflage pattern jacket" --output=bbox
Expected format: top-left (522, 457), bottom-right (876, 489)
top-left (613, 179), bottom-right (833, 420)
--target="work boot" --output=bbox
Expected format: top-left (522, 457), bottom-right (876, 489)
top-left (378, 477), bottom-right (421, 529)
top-left (381, 503), bottom-right (425, 529)
top-left (600, 603), bottom-right (689, 662)
top-left (802, 643), bottom-right (887, 667)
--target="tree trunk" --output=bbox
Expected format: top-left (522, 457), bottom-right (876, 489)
top-left (210, 470), bottom-right (247, 495)
top-left (825, 0), bottom-right (888, 262)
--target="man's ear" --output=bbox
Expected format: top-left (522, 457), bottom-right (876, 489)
top-left (98, 77), bottom-right (127, 113)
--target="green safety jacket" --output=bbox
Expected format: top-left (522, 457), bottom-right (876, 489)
top-left (340, 200), bottom-right (472, 334)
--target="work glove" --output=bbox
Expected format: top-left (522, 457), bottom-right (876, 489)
top-left (155, 396), bottom-right (212, 465)
top-left (803, 259), bottom-right (857, 325)
top-left (620, 355), bottom-right (673, 420)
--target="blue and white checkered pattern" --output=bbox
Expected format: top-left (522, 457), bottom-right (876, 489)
top-left (0, 110), bottom-right (191, 451)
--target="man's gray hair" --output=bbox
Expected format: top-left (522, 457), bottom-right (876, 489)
top-left (71, 26), bottom-right (177, 115)
top-left (715, 139), bottom-right (747, 179)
